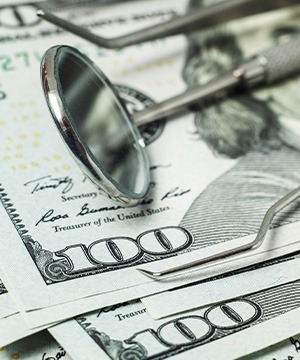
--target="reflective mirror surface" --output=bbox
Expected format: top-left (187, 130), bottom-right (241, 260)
top-left (41, 46), bottom-right (149, 206)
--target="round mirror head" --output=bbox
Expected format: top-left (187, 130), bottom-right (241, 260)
top-left (41, 45), bottom-right (149, 206)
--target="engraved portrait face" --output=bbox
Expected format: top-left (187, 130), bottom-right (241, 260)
top-left (184, 0), bottom-right (300, 158)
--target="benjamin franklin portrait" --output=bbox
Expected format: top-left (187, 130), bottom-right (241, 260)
top-left (180, 0), bottom-right (300, 248)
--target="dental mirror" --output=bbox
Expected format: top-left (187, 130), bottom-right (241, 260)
top-left (41, 39), bottom-right (300, 206)
top-left (41, 45), bottom-right (149, 206)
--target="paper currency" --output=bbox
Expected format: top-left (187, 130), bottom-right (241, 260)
top-left (0, 0), bottom-right (199, 325)
top-left (141, 251), bottom-right (300, 319)
top-left (0, 2), bottom-right (298, 327)
top-left (1, 2), bottom-right (300, 359)
top-left (2, 239), bottom-right (300, 330)
top-left (3, 330), bottom-right (300, 360)
top-left (1, 331), bottom-right (71, 360)
top-left (4, 214), bottom-right (300, 329)
top-left (49, 280), bottom-right (300, 360)
top-left (0, 280), bottom-right (15, 320)
top-left (0, 276), bottom-right (46, 346)
top-left (0, 312), bottom-right (42, 348)
top-left (243, 336), bottom-right (300, 360)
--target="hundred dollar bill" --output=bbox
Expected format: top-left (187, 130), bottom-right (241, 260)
top-left (49, 280), bottom-right (300, 360)
top-left (141, 251), bottom-right (300, 319)
top-left (0, 312), bottom-right (42, 347)
top-left (3, 248), bottom-right (300, 346)
top-left (0, 276), bottom-right (48, 346)
top-left (5, 211), bottom-right (300, 329)
top-left (3, 331), bottom-right (300, 360)
top-left (1, 0), bottom-right (300, 328)
top-left (0, 0), bottom-right (193, 323)
top-left (2, 238), bottom-right (300, 331)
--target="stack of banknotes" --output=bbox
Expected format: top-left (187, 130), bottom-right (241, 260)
top-left (1, 0), bottom-right (300, 358)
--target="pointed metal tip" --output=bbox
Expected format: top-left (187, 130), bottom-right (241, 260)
top-left (36, 9), bottom-right (45, 17)
top-left (136, 268), bottom-right (163, 280)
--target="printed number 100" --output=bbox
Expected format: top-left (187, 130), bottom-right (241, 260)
top-left (122, 300), bottom-right (261, 358)
top-left (55, 227), bottom-right (193, 274)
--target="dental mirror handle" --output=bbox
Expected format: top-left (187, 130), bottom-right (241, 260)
top-left (133, 36), bottom-right (300, 127)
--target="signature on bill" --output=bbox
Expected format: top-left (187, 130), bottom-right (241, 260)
top-left (24, 175), bottom-right (74, 194)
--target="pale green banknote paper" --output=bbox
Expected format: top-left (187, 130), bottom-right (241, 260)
top-left (1, 1), bottom-right (300, 358)
top-left (1, 331), bottom-right (71, 360)
top-left (49, 280), bottom-right (300, 360)
top-left (141, 253), bottom-right (300, 319)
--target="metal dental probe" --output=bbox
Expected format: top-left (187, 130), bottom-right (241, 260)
top-left (37, 0), bottom-right (300, 49)
top-left (137, 186), bottom-right (300, 280)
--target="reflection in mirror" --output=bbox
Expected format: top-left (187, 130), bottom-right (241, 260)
top-left (42, 46), bottom-right (149, 205)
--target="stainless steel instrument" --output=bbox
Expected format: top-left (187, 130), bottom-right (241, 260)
top-left (37, 0), bottom-right (300, 48)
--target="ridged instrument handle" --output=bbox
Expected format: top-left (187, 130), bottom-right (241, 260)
top-left (259, 36), bottom-right (300, 84)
